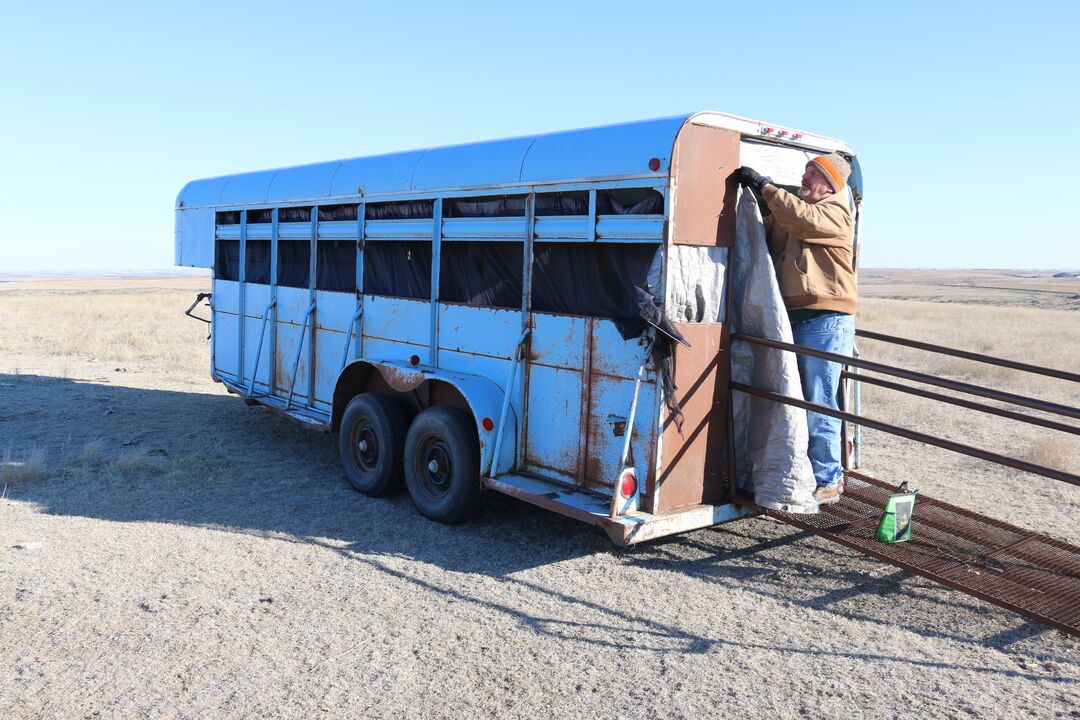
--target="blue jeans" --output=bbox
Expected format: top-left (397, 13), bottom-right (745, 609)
top-left (791, 312), bottom-right (855, 488)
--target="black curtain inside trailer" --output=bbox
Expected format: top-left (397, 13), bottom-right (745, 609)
top-left (215, 241), bottom-right (240, 281)
top-left (363, 241), bottom-right (432, 299)
top-left (446, 196), bottom-right (526, 218)
top-left (531, 243), bottom-right (657, 336)
top-left (316, 241), bottom-right (356, 292)
top-left (597, 188), bottom-right (663, 215)
top-left (245, 241), bottom-right (271, 284)
top-left (439, 242), bottom-right (523, 308)
top-left (279, 206), bottom-right (314, 223)
top-left (277, 241), bottom-right (310, 288)
top-left (440, 190), bottom-right (664, 218)
top-left (318, 204), bottom-right (359, 222)
top-left (365, 200), bottom-right (434, 220)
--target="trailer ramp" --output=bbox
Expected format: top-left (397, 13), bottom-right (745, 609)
top-left (759, 470), bottom-right (1080, 636)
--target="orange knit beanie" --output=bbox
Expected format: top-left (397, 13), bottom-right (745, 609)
top-left (808, 152), bottom-right (851, 192)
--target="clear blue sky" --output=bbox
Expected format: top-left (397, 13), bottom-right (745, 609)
top-left (1, 0), bottom-right (1077, 271)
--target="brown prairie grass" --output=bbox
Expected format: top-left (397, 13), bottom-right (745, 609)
top-left (1, 447), bottom-right (48, 495)
top-left (857, 297), bottom-right (1080, 476)
top-left (0, 276), bottom-right (211, 374)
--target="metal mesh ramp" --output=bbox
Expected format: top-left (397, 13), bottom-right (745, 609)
top-left (761, 470), bottom-right (1080, 636)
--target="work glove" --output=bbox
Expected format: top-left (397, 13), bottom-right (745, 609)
top-left (736, 166), bottom-right (773, 193)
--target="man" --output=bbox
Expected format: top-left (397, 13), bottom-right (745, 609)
top-left (737, 153), bottom-right (856, 505)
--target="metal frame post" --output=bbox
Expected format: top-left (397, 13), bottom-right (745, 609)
top-left (430, 197), bottom-right (443, 367)
top-left (238, 209), bottom-right (247, 382)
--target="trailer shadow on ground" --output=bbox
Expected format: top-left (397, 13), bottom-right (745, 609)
top-left (2, 373), bottom-right (1072, 672)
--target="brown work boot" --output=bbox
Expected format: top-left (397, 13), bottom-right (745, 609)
top-left (814, 485), bottom-right (842, 506)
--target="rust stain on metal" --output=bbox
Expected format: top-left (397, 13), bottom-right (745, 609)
top-left (670, 124), bottom-right (739, 247)
top-left (766, 470), bottom-right (1080, 637)
top-left (653, 322), bottom-right (726, 513)
top-left (375, 363), bottom-right (426, 392)
top-left (576, 319), bottom-right (594, 486)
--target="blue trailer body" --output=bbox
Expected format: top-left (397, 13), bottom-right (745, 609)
top-left (176, 112), bottom-right (856, 544)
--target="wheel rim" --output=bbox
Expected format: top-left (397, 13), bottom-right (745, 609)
top-left (352, 422), bottom-right (379, 472)
top-left (415, 433), bottom-right (452, 499)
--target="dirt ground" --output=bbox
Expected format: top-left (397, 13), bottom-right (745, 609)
top-left (1, 271), bottom-right (1078, 719)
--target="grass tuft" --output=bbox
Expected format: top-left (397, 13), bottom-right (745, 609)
top-left (1023, 436), bottom-right (1079, 471)
top-left (78, 440), bottom-right (107, 466)
top-left (1, 447), bottom-right (48, 491)
top-left (110, 448), bottom-right (170, 479)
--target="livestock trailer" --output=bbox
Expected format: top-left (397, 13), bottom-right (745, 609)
top-left (175, 112), bottom-right (862, 545)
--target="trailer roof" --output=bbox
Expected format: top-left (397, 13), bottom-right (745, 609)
top-left (177, 112), bottom-right (854, 209)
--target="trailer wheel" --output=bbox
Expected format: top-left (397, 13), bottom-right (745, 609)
top-left (339, 392), bottom-right (406, 497)
top-left (404, 405), bottom-right (481, 523)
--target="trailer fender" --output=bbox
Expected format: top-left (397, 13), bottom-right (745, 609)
top-left (334, 360), bottom-right (517, 476)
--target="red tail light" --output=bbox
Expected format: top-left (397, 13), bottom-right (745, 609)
top-left (481, 417), bottom-right (495, 431)
top-left (618, 468), bottom-right (637, 498)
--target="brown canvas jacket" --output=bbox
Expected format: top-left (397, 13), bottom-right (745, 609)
top-left (762, 184), bottom-right (857, 314)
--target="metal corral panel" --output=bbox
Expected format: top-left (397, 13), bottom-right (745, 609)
top-left (213, 279), bottom-right (240, 314)
top-left (213, 313), bottom-right (239, 379)
top-left (590, 320), bottom-right (650, 380)
top-left (530, 313), bottom-right (586, 368)
top-left (595, 216), bottom-right (664, 241)
top-left (314, 327), bottom-right (346, 405)
top-left (363, 296), bottom-right (430, 346)
top-left (438, 350), bottom-right (515, 399)
top-left (438, 304), bottom-right (521, 358)
top-left (243, 283), bottom-right (271, 319)
top-left (315, 291), bottom-right (357, 332)
top-left (276, 286), bottom-right (312, 324)
top-left (442, 218), bottom-right (527, 240)
top-left (273, 321), bottom-right (309, 397)
top-left (243, 315), bottom-right (272, 392)
top-left (361, 336), bottom-right (428, 365)
top-left (585, 375), bottom-right (658, 489)
top-left (523, 364), bottom-right (583, 482)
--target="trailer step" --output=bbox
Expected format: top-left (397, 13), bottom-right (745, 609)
top-left (485, 473), bottom-right (752, 545)
top-left (762, 470), bottom-right (1080, 636)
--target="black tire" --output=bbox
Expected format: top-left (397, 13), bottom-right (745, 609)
top-left (403, 406), bottom-right (481, 523)
top-left (338, 392), bottom-right (406, 497)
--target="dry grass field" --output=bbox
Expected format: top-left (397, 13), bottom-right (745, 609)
top-left (1, 270), bottom-right (1078, 719)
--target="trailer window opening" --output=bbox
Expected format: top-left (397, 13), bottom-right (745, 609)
top-left (365, 200), bottom-right (434, 220)
top-left (248, 209), bottom-right (273, 224)
top-left (597, 188), bottom-right (663, 215)
top-left (216, 211), bottom-right (241, 226)
top-left (535, 192), bottom-right (588, 216)
top-left (279, 206), bottom-right (314, 223)
top-left (363, 240), bottom-right (432, 299)
top-left (277, 241), bottom-right (311, 288)
top-left (318, 204), bottom-right (359, 222)
top-left (316, 240), bottom-right (357, 292)
top-left (531, 242), bottom-right (656, 320)
top-left (445, 195), bottom-right (526, 218)
top-left (439, 242), bottom-right (523, 308)
top-left (245, 240), bottom-right (271, 285)
top-left (214, 240), bottom-right (240, 281)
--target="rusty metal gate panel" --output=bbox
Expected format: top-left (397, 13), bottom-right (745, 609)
top-left (761, 471), bottom-right (1080, 636)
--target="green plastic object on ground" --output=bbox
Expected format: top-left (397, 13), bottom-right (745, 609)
top-left (876, 482), bottom-right (919, 544)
